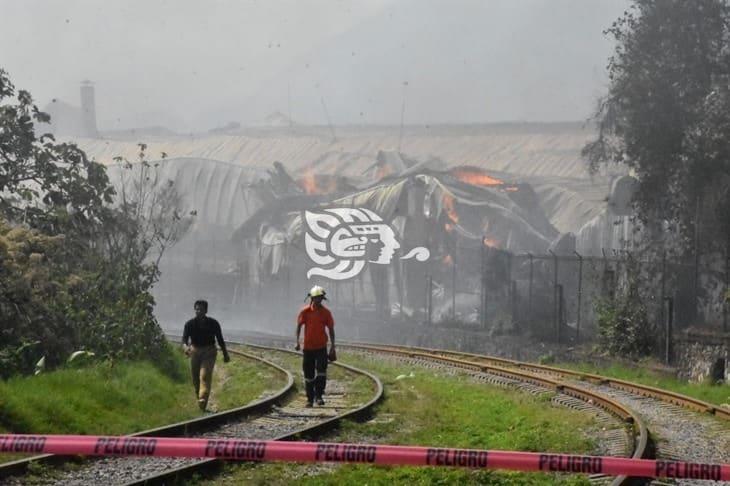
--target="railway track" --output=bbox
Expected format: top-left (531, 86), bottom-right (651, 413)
top-left (343, 342), bottom-right (730, 486)
top-left (0, 343), bottom-right (383, 486)
top-left (2, 334), bottom-right (726, 485)
top-left (341, 343), bottom-right (645, 486)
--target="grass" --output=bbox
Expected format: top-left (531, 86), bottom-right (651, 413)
top-left (554, 360), bottom-right (730, 408)
top-left (0, 344), bottom-right (283, 463)
top-left (212, 351), bottom-right (287, 411)
top-left (233, 345), bottom-right (376, 408)
top-left (203, 351), bottom-right (599, 485)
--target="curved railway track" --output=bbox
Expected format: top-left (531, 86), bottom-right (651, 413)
top-left (2, 334), bottom-right (726, 485)
top-left (341, 343), bottom-right (646, 486)
top-left (0, 343), bottom-right (383, 486)
top-left (343, 342), bottom-right (730, 486)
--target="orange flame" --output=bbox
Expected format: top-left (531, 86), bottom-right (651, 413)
top-left (297, 171), bottom-right (339, 195)
top-left (450, 166), bottom-right (503, 187)
top-left (443, 193), bottom-right (459, 223)
top-left (375, 164), bottom-right (394, 180)
top-left (299, 171), bottom-right (318, 194)
top-left (483, 237), bottom-right (500, 248)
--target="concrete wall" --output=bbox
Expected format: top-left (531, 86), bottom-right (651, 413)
top-left (675, 332), bottom-right (729, 384)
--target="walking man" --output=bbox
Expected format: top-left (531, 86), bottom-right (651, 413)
top-left (295, 285), bottom-right (336, 407)
top-left (182, 300), bottom-right (230, 411)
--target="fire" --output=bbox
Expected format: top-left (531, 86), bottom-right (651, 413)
top-left (442, 193), bottom-right (459, 223)
top-left (297, 171), bottom-right (339, 195)
top-left (450, 166), bottom-right (503, 187)
top-left (483, 237), bottom-right (500, 248)
top-left (375, 164), bottom-right (394, 180)
top-left (299, 171), bottom-right (317, 194)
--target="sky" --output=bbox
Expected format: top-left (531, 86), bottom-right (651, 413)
top-left (0, 0), bottom-right (629, 132)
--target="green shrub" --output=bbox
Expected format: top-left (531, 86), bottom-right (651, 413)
top-left (595, 288), bottom-right (654, 358)
top-left (0, 70), bottom-right (189, 379)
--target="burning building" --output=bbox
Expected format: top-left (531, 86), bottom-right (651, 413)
top-left (231, 154), bottom-right (563, 329)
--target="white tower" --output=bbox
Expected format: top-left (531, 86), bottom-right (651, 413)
top-left (80, 80), bottom-right (98, 138)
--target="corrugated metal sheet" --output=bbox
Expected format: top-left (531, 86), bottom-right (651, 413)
top-left (105, 157), bottom-right (270, 232)
top-left (71, 122), bottom-right (597, 179)
top-left (76, 124), bottom-right (619, 235)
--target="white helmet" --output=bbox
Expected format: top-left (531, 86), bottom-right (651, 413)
top-left (308, 285), bottom-right (327, 299)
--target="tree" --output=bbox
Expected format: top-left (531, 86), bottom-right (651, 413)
top-left (596, 257), bottom-right (654, 358)
top-left (583, 0), bottom-right (730, 254)
top-left (0, 69), bottom-right (190, 376)
top-left (106, 145), bottom-right (194, 294)
top-left (0, 69), bottom-right (114, 235)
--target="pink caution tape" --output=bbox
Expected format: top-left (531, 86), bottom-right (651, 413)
top-left (1, 434), bottom-right (728, 481)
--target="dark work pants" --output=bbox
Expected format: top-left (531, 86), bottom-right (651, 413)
top-left (302, 347), bottom-right (328, 402)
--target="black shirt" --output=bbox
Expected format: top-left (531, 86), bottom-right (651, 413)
top-left (183, 316), bottom-right (226, 349)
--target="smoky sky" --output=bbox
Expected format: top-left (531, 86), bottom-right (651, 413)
top-left (1, 0), bottom-right (628, 132)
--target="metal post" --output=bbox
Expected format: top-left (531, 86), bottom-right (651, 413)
top-left (480, 241), bottom-right (486, 328)
top-left (574, 251), bottom-right (583, 341)
top-left (614, 249), bottom-right (621, 299)
top-left (484, 290), bottom-right (488, 330)
top-left (665, 297), bottom-right (674, 365)
top-left (660, 250), bottom-right (667, 342)
top-left (528, 253), bottom-right (534, 320)
top-left (550, 250), bottom-right (558, 341)
top-left (722, 234), bottom-right (730, 332)
top-left (601, 248), bottom-right (608, 298)
top-left (693, 196), bottom-right (701, 325)
top-left (507, 252), bottom-right (513, 301)
top-left (557, 284), bottom-right (563, 343)
top-left (511, 280), bottom-right (518, 331)
top-left (452, 250), bottom-right (457, 320)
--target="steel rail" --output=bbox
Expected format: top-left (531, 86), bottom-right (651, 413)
top-left (341, 342), bottom-right (649, 486)
top-left (0, 347), bottom-right (294, 481)
top-left (356, 342), bottom-right (730, 418)
top-left (121, 340), bottom-right (384, 485)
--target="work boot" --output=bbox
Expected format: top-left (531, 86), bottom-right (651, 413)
top-left (316, 397), bottom-right (325, 406)
top-left (198, 398), bottom-right (207, 411)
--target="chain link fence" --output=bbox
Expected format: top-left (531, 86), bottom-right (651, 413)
top-left (423, 244), bottom-right (729, 360)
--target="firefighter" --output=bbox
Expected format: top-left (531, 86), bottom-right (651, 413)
top-left (295, 285), bottom-right (336, 407)
top-left (182, 300), bottom-right (230, 411)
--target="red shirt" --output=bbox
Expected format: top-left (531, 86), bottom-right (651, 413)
top-left (297, 304), bottom-right (334, 350)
